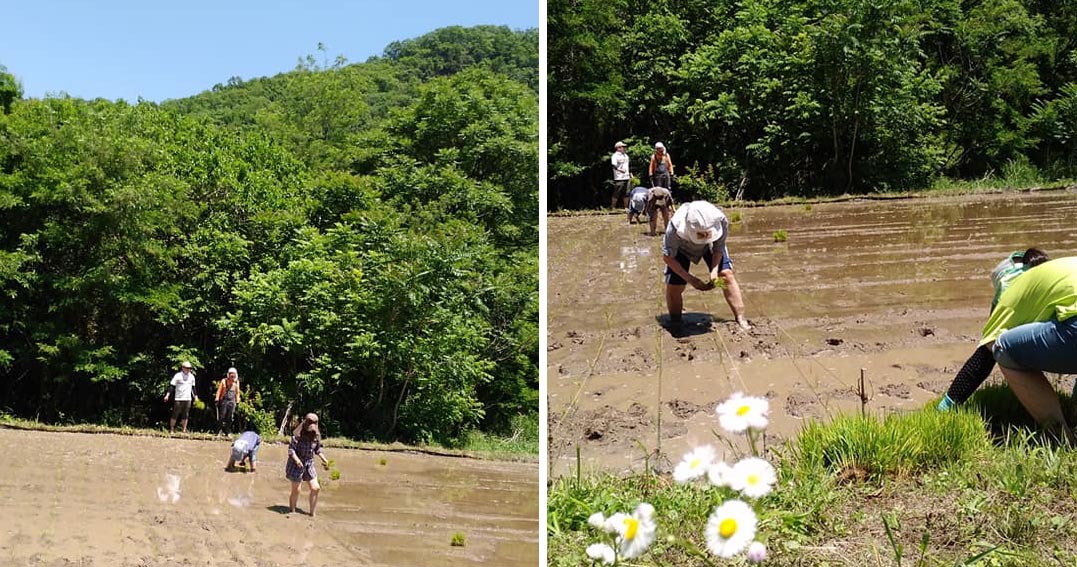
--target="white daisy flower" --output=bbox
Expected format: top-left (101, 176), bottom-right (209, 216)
top-left (747, 541), bottom-right (768, 563)
top-left (586, 543), bottom-right (616, 565)
top-left (673, 445), bottom-right (716, 483)
top-left (728, 457), bottom-right (777, 498)
top-left (707, 461), bottom-right (732, 487)
top-left (705, 500), bottom-right (758, 558)
top-left (608, 504), bottom-right (657, 559)
top-left (715, 392), bottom-right (769, 433)
top-left (588, 512), bottom-right (607, 530)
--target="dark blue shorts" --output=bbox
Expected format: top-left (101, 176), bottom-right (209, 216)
top-left (664, 245), bottom-right (733, 285)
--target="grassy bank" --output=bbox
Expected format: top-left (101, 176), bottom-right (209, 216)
top-left (549, 386), bottom-right (1077, 566)
top-left (0, 412), bottom-right (539, 462)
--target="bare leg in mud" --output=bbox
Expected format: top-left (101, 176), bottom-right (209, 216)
top-left (717, 269), bottom-right (751, 331)
top-left (289, 481), bottom-right (301, 513)
top-left (665, 284), bottom-right (687, 324)
top-left (1001, 366), bottom-right (1077, 444)
top-left (308, 479), bottom-right (321, 517)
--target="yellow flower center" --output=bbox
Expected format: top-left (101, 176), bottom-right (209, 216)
top-left (690, 458), bottom-right (701, 469)
top-left (623, 517), bottom-right (639, 540)
top-left (736, 404), bottom-right (751, 416)
top-left (748, 474), bottom-right (759, 486)
top-left (719, 518), bottom-right (738, 539)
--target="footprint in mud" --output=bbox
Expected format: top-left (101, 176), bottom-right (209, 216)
top-left (916, 380), bottom-right (949, 394)
top-left (674, 342), bottom-right (697, 361)
top-left (879, 383), bottom-right (912, 400)
top-left (579, 403), bottom-right (654, 444)
top-left (666, 399), bottom-right (706, 419)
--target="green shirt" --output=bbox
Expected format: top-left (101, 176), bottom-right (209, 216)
top-left (980, 257), bottom-right (1077, 346)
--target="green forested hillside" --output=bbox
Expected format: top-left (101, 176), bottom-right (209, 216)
top-left (0, 25), bottom-right (538, 445)
top-left (549, 0), bottom-right (1077, 208)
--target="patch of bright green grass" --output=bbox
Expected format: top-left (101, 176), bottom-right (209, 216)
top-left (450, 532), bottom-right (466, 547)
top-left (773, 229), bottom-right (788, 242)
top-left (460, 413), bottom-right (538, 455)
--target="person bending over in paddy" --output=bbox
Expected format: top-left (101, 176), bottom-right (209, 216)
top-left (938, 247), bottom-right (1049, 410)
top-left (627, 186), bottom-right (650, 224)
top-left (645, 186), bottom-right (674, 236)
top-left (662, 200), bottom-right (750, 331)
top-left (227, 430), bottom-right (261, 472)
top-left (286, 413), bottom-right (330, 516)
top-left (975, 256), bottom-right (1077, 441)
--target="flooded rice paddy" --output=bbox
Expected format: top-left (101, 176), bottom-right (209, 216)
top-left (0, 428), bottom-right (538, 566)
top-left (548, 189), bottom-right (1077, 477)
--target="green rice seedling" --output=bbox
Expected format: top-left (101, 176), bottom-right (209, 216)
top-left (789, 408), bottom-right (989, 481)
top-left (330, 469), bottom-right (341, 481)
top-left (772, 229), bottom-right (788, 242)
top-left (327, 459), bottom-right (336, 468)
top-left (729, 211), bottom-right (743, 223)
top-left (451, 532), bottom-right (466, 547)
top-left (379, 457), bottom-right (388, 466)
top-left (803, 204), bottom-right (813, 212)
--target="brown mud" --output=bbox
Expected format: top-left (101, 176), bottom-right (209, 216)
top-left (0, 428), bottom-right (538, 566)
top-left (548, 189), bottom-right (1077, 477)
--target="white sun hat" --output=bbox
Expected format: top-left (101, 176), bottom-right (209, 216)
top-left (655, 142), bottom-right (665, 150)
top-left (672, 201), bottom-right (724, 244)
top-left (614, 141), bottom-right (626, 148)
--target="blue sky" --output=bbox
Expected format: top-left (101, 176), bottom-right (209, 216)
top-left (1, 0), bottom-right (538, 102)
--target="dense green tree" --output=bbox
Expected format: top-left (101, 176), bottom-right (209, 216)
top-left (549, 0), bottom-right (1077, 206)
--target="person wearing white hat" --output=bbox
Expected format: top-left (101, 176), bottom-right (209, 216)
top-left (662, 201), bottom-right (751, 330)
top-left (611, 141), bottom-right (631, 210)
top-left (649, 142), bottom-right (674, 190)
top-left (164, 361), bottom-right (199, 434)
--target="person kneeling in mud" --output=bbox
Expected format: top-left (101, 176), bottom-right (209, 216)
top-left (975, 256), bottom-right (1077, 441)
top-left (939, 248), bottom-right (1049, 410)
top-left (227, 430), bottom-right (261, 472)
top-left (662, 200), bottom-right (750, 331)
top-left (286, 413), bottom-right (330, 516)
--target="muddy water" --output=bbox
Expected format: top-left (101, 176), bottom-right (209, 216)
top-left (548, 190), bottom-right (1077, 477)
top-left (0, 428), bottom-right (538, 566)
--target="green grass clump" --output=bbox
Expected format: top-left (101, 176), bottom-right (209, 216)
top-left (773, 229), bottom-right (788, 242)
top-left (330, 469), bottom-right (341, 481)
top-left (803, 203), bottom-right (813, 212)
top-left (450, 532), bottom-right (466, 547)
top-left (379, 457), bottom-right (388, 466)
top-left (789, 408), bottom-right (990, 481)
top-left (728, 211), bottom-right (743, 223)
